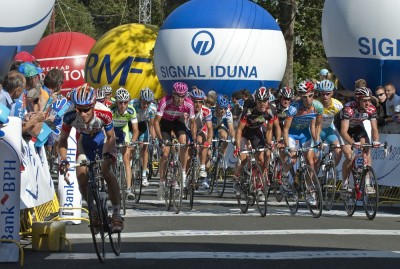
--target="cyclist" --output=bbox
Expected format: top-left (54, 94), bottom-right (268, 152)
top-left (317, 80), bottom-right (343, 166)
top-left (281, 80), bottom-right (323, 188)
top-left (102, 84), bottom-right (114, 107)
top-left (96, 87), bottom-right (107, 105)
top-left (233, 87), bottom-right (276, 200)
top-left (129, 87), bottom-right (157, 186)
top-left (334, 87), bottom-right (380, 193)
top-left (154, 82), bottom-right (196, 199)
top-left (188, 87), bottom-right (213, 189)
top-left (58, 83), bottom-right (124, 232)
top-left (110, 88), bottom-right (139, 198)
top-left (211, 95), bottom-right (235, 155)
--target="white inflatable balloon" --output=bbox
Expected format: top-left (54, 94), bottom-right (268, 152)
top-left (322, 0), bottom-right (400, 91)
top-left (154, 0), bottom-right (287, 95)
top-left (0, 0), bottom-right (55, 77)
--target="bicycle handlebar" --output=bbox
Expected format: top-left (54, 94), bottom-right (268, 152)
top-left (240, 147), bottom-right (269, 154)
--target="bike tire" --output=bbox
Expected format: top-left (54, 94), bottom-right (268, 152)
top-left (151, 145), bottom-right (160, 178)
top-left (215, 157), bottom-right (227, 197)
top-left (253, 163), bottom-right (267, 217)
top-left (236, 168), bottom-right (250, 214)
top-left (102, 193), bottom-right (121, 256)
top-left (272, 157), bottom-right (284, 202)
top-left (343, 171), bottom-right (357, 217)
top-left (302, 165), bottom-right (323, 218)
top-left (132, 161), bottom-right (143, 204)
top-left (187, 159), bottom-right (198, 210)
top-left (207, 158), bottom-right (216, 195)
top-left (172, 161), bottom-right (184, 214)
top-left (362, 166), bottom-right (379, 220)
top-left (165, 166), bottom-right (173, 210)
top-left (147, 144), bottom-right (153, 180)
top-left (117, 163), bottom-right (127, 215)
top-left (323, 160), bottom-right (336, 211)
top-left (87, 188), bottom-right (106, 263)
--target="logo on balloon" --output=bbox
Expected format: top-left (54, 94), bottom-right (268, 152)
top-left (191, 30), bottom-right (215, 56)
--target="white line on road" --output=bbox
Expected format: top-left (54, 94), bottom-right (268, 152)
top-left (65, 229), bottom-right (400, 239)
top-left (46, 250), bottom-right (400, 260)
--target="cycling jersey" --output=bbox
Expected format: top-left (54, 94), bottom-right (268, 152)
top-left (287, 99), bottom-right (323, 131)
top-left (129, 98), bottom-right (157, 122)
top-left (318, 98), bottom-right (343, 129)
top-left (335, 100), bottom-right (377, 128)
top-left (271, 100), bottom-right (289, 125)
top-left (156, 95), bottom-right (195, 121)
top-left (212, 107), bottom-right (233, 130)
top-left (110, 105), bottom-right (138, 143)
top-left (239, 106), bottom-right (276, 129)
top-left (194, 106), bottom-right (212, 131)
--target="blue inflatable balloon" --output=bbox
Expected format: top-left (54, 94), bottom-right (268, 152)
top-left (322, 0), bottom-right (400, 92)
top-left (154, 0), bottom-right (287, 95)
top-left (0, 0), bottom-right (55, 77)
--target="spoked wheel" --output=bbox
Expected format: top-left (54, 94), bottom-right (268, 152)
top-left (186, 159), bottom-right (198, 210)
top-left (172, 162), bottom-right (184, 214)
top-left (272, 157), bottom-right (284, 202)
top-left (165, 167), bottom-right (173, 210)
top-left (236, 171), bottom-right (250, 214)
top-left (284, 182), bottom-right (299, 215)
top-left (87, 189), bottom-right (105, 263)
top-left (106, 199), bottom-right (121, 256)
top-left (131, 161), bottom-right (143, 203)
top-left (208, 159), bottom-right (217, 195)
top-left (343, 172), bottom-right (357, 217)
top-left (215, 158), bottom-right (227, 198)
top-left (150, 144), bottom-right (160, 178)
top-left (117, 163), bottom-right (127, 215)
top-left (302, 165), bottom-right (323, 218)
top-left (253, 163), bottom-right (267, 217)
top-left (363, 166), bottom-right (379, 220)
top-left (323, 161), bottom-right (337, 211)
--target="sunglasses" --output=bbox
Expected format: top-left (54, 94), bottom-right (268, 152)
top-left (376, 93), bottom-right (385, 97)
top-left (282, 97), bottom-right (292, 101)
top-left (118, 101), bottom-right (129, 105)
top-left (76, 106), bottom-right (92, 113)
top-left (257, 99), bottom-right (268, 103)
top-left (194, 100), bottom-right (204, 104)
top-left (320, 92), bottom-right (332, 96)
top-left (301, 94), bottom-right (314, 99)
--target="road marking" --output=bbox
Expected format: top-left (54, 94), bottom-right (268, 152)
top-left (65, 229), bottom-right (400, 239)
top-left (46, 250), bottom-right (400, 260)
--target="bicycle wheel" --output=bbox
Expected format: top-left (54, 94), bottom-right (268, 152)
top-left (253, 163), bottom-right (267, 217)
top-left (302, 165), bottom-right (323, 218)
top-left (187, 159), bottom-right (198, 210)
top-left (171, 161), bottom-right (183, 214)
top-left (131, 161), bottom-right (143, 203)
top-left (87, 189), bottom-right (105, 263)
top-left (214, 157), bottom-right (227, 197)
top-left (343, 171), bottom-right (357, 217)
top-left (284, 181), bottom-right (299, 215)
top-left (151, 144), bottom-right (160, 178)
top-left (236, 169), bottom-right (250, 214)
top-left (117, 162), bottom-right (127, 215)
top-left (271, 157), bottom-right (284, 202)
top-left (101, 194), bottom-right (121, 257)
top-left (147, 144), bottom-right (153, 180)
top-left (323, 160), bottom-right (337, 211)
top-left (207, 156), bottom-right (217, 194)
top-left (362, 166), bottom-right (379, 220)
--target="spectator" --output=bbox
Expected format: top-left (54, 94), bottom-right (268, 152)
top-left (230, 91), bottom-right (243, 125)
top-left (355, 78), bottom-right (367, 89)
top-left (241, 89), bottom-right (255, 115)
top-left (384, 82), bottom-right (400, 117)
top-left (0, 70), bottom-right (26, 115)
top-left (374, 86), bottom-right (387, 127)
top-left (205, 90), bottom-right (217, 109)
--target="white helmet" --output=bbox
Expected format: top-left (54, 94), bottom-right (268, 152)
top-left (115, 87), bottom-right (130, 102)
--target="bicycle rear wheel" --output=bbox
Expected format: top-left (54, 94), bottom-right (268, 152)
top-left (215, 158), bottom-right (227, 197)
top-left (253, 163), bottom-right (267, 217)
top-left (117, 163), bottom-right (127, 215)
top-left (131, 161), bottom-right (143, 203)
top-left (363, 166), bottom-right (379, 220)
top-left (323, 160), bottom-right (337, 211)
top-left (302, 165), bottom-right (323, 218)
top-left (87, 189), bottom-right (105, 263)
top-left (172, 161), bottom-right (183, 214)
top-left (271, 157), bottom-right (284, 202)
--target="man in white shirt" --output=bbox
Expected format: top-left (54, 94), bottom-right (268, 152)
top-left (383, 82), bottom-right (400, 133)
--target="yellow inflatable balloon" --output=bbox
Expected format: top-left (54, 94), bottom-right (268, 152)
top-left (85, 23), bottom-right (164, 99)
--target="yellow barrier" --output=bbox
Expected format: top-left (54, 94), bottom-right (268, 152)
top-left (0, 239), bottom-right (24, 266)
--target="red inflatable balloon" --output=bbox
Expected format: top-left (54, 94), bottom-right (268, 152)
top-left (32, 32), bottom-right (96, 92)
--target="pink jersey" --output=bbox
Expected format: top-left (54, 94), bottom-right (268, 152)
top-left (156, 95), bottom-right (195, 121)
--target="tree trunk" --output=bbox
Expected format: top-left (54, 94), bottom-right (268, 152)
top-left (278, 0), bottom-right (297, 89)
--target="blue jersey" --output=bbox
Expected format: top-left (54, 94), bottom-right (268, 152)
top-left (287, 99), bottom-right (323, 131)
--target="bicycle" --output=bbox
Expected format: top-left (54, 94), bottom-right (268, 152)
top-left (341, 142), bottom-right (387, 220)
top-left (266, 142), bottom-right (284, 202)
top-left (163, 139), bottom-right (185, 214)
top-left (316, 143), bottom-right (340, 211)
top-left (285, 145), bottom-right (323, 218)
top-left (208, 139), bottom-right (231, 197)
top-left (186, 143), bottom-right (200, 210)
top-left (115, 144), bottom-right (127, 215)
top-left (236, 143), bottom-right (268, 217)
top-left (130, 141), bottom-right (148, 204)
top-left (66, 155), bottom-right (121, 263)
top-left (148, 138), bottom-right (160, 180)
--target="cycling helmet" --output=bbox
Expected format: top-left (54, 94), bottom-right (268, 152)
top-left (354, 87), bottom-right (372, 99)
top-left (189, 87), bottom-right (206, 100)
top-left (298, 80), bottom-right (315, 94)
top-left (216, 95), bottom-right (229, 109)
top-left (172, 82), bottom-right (188, 96)
top-left (115, 87), bottom-right (130, 102)
top-left (140, 87), bottom-right (154, 102)
top-left (279, 87), bottom-right (294, 99)
top-left (254, 86), bottom-right (271, 101)
top-left (101, 84), bottom-right (113, 94)
top-left (318, 80), bottom-right (335, 92)
top-left (96, 87), bottom-right (106, 100)
top-left (72, 83), bottom-right (96, 106)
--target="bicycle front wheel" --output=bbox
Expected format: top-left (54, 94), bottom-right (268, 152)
top-left (272, 157), bottom-right (284, 202)
top-left (150, 144), bottom-right (160, 178)
top-left (343, 171), bottom-right (357, 217)
top-left (302, 165), bottom-right (323, 218)
top-left (87, 189), bottom-right (105, 263)
top-left (117, 163), bottom-right (127, 215)
top-left (253, 163), bottom-right (267, 217)
top-left (215, 158), bottom-right (227, 197)
top-left (284, 181), bottom-right (299, 215)
top-left (187, 158), bottom-right (198, 210)
top-left (172, 161), bottom-right (184, 214)
top-left (236, 169), bottom-right (250, 214)
top-left (362, 166), bottom-right (379, 220)
top-left (323, 160), bottom-right (337, 211)
top-left (131, 161), bottom-right (143, 203)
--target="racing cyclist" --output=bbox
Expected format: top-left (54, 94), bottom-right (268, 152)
top-left (129, 87), bottom-right (157, 186)
top-left (102, 84), bottom-right (115, 107)
top-left (154, 82), bottom-right (196, 199)
top-left (58, 83), bottom-right (124, 232)
top-left (110, 88), bottom-right (139, 198)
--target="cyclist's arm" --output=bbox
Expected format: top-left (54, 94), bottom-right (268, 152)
top-left (370, 119), bottom-right (379, 142)
top-left (310, 118), bottom-right (317, 143)
top-left (273, 119), bottom-right (281, 142)
top-left (340, 119), bottom-right (354, 145)
top-left (154, 115), bottom-right (163, 140)
top-left (315, 114), bottom-right (322, 142)
top-left (283, 116), bottom-right (292, 147)
top-left (131, 121), bottom-right (139, 142)
top-left (149, 118), bottom-right (156, 140)
top-left (104, 127), bottom-right (116, 154)
top-left (265, 120), bottom-right (274, 145)
top-left (227, 122), bottom-right (235, 140)
top-left (235, 120), bottom-right (245, 150)
top-left (58, 128), bottom-right (70, 160)
top-left (189, 118), bottom-right (197, 141)
top-left (206, 120), bottom-right (213, 144)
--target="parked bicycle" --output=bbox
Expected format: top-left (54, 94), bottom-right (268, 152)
top-left (236, 143), bottom-right (268, 217)
top-left (208, 139), bottom-right (232, 197)
top-left (341, 142), bottom-right (387, 220)
top-left (65, 155), bottom-right (120, 263)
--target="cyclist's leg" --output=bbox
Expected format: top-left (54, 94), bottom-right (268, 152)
top-left (174, 120), bottom-right (188, 186)
top-left (341, 144), bottom-right (353, 189)
top-left (123, 146), bottom-right (132, 190)
top-left (159, 119), bottom-right (173, 185)
top-left (138, 126), bottom-right (150, 186)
